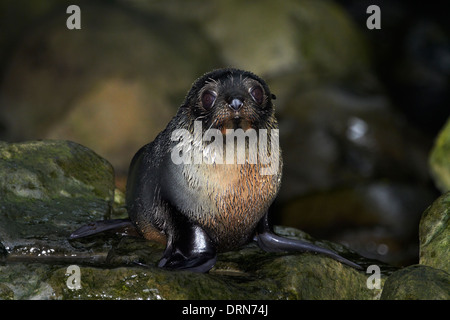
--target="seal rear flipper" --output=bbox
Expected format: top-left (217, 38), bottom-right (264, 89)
top-left (255, 213), bottom-right (362, 270)
top-left (69, 219), bottom-right (139, 239)
top-left (158, 222), bottom-right (217, 273)
top-left (256, 231), bottom-right (362, 270)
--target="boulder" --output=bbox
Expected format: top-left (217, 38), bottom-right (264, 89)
top-left (0, 140), bottom-right (115, 262)
top-left (381, 264), bottom-right (450, 300)
top-left (429, 117), bottom-right (450, 192)
top-left (419, 192), bottom-right (450, 273)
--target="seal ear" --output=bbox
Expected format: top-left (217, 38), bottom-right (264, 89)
top-left (271, 94), bottom-right (277, 100)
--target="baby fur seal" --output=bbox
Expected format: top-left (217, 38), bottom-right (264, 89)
top-left (71, 68), bottom-right (361, 272)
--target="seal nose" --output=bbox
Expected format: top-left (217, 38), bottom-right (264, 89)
top-left (229, 98), bottom-right (243, 111)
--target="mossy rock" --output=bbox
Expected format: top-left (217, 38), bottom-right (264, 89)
top-left (419, 192), bottom-right (450, 273)
top-left (429, 117), bottom-right (450, 192)
top-left (0, 140), bottom-right (115, 259)
top-left (0, 140), bottom-right (113, 200)
top-left (2, 229), bottom-right (386, 300)
top-left (381, 265), bottom-right (450, 300)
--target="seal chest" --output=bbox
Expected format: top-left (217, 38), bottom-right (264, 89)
top-left (178, 160), bottom-right (281, 251)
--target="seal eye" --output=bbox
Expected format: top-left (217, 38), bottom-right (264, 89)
top-left (201, 91), bottom-right (216, 109)
top-left (250, 86), bottom-right (264, 104)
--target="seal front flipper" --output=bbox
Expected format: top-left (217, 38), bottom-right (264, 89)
top-left (69, 219), bottom-right (139, 239)
top-left (158, 216), bottom-right (217, 273)
top-left (255, 213), bottom-right (362, 270)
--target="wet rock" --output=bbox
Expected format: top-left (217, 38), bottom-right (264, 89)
top-left (429, 117), bottom-right (450, 192)
top-left (0, 140), bottom-right (113, 199)
top-left (381, 265), bottom-right (450, 300)
top-left (419, 192), bottom-right (450, 273)
top-left (0, 140), bottom-right (115, 263)
top-left (0, 283), bottom-right (14, 300)
top-left (53, 252), bottom-right (375, 300)
top-left (0, 264), bottom-right (57, 299)
top-left (1, 226), bottom-right (385, 300)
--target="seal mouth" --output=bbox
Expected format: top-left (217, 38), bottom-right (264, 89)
top-left (220, 117), bottom-right (252, 134)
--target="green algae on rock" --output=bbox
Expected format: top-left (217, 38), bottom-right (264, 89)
top-left (0, 140), bottom-right (114, 200)
top-left (429, 117), bottom-right (450, 193)
top-left (0, 140), bottom-right (115, 261)
top-left (419, 192), bottom-right (450, 274)
top-left (18, 231), bottom-right (382, 300)
top-left (0, 228), bottom-right (384, 300)
top-left (381, 264), bottom-right (450, 300)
